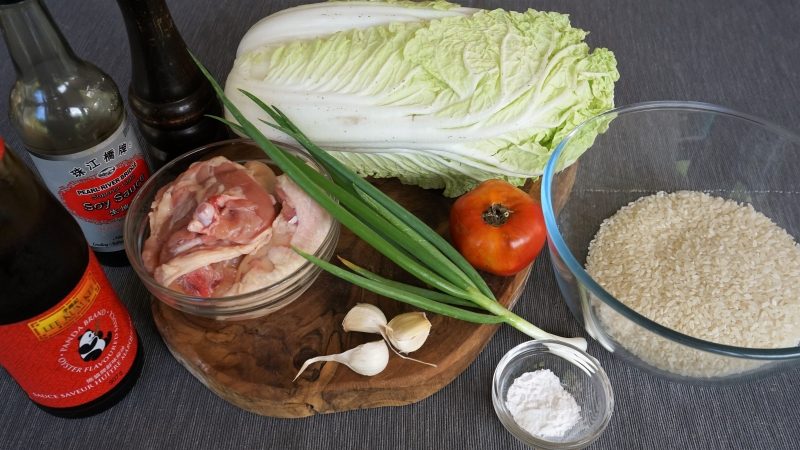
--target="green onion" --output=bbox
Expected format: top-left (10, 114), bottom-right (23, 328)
top-left (191, 54), bottom-right (587, 351)
top-left (337, 257), bottom-right (479, 309)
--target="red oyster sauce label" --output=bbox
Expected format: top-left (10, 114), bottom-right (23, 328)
top-left (0, 251), bottom-right (139, 409)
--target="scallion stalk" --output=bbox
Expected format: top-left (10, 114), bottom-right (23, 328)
top-left (192, 54), bottom-right (587, 351)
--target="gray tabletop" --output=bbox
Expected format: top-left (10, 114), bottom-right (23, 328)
top-left (2, 0), bottom-right (799, 449)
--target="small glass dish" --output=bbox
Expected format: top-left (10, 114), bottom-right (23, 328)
top-left (124, 138), bottom-right (340, 321)
top-left (492, 340), bottom-right (614, 449)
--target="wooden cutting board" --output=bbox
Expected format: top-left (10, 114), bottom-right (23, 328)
top-left (151, 178), bottom-right (534, 418)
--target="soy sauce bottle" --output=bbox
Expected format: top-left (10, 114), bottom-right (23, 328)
top-left (0, 138), bottom-right (143, 417)
top-left (0, 0), bottom-right (151, 266)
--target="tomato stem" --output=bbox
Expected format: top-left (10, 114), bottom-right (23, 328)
top-left (482, 203), bottom-right (511, 227)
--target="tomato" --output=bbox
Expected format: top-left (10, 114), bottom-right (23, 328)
top-left (449, 179), bottom-right (546, 276)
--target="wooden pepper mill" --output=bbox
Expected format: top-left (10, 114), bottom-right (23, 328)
top-left (116, 0), bottom-right (227, 166)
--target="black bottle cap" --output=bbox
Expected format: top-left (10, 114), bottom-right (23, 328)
top-left (0, 0), bottom-right (26, 5)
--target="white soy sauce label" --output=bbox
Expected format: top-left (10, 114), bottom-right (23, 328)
top-left (29, 118), bottom-right (151, 252)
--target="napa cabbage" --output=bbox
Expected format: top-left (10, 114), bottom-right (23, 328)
top-left (225, 1), bottom-right (619, 196)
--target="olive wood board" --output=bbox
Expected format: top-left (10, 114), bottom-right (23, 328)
top-left (151, 178), bottom-right (537, 418)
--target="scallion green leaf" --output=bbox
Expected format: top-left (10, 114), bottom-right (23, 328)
top-left (190, 53), bottom-right (588, 351)
top-left (296, 248), bottom-right (504, 325)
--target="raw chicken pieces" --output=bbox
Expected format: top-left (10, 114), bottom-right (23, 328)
top-left (142, 156), bottom-right (332, 297)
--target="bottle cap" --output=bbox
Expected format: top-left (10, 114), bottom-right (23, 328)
top-left (0, 0), bottom-right (26, 5)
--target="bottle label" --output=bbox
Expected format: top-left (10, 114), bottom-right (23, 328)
top-left (29, 118), bottom-right (150, 253)
top-left (0, 251), bottom-right (139, 409)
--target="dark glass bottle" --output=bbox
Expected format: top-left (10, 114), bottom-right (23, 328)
top-left (116, 0), bottom-right (227, 166)
top-left (0, 0), bottom-right (151, 266)
top-left (0, 138), bottom-right (143, 418)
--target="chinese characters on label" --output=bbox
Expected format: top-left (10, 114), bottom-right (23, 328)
top-left (70, 142), bottom-right (131, 179)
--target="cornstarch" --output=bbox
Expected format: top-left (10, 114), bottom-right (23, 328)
top-left (505, 369), bottom-right (581, 438)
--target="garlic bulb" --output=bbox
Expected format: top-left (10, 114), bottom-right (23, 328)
top-left (293, 340), bottom-right (389, 381)
top-left (342, 303), bottom-right (387, 334)
top-left (385, 312), bottom-right (432, 354)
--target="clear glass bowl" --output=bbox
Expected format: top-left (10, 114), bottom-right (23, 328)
top-left (124, 138), bottom-right (340, 321)
top-left (542, 101), bottom-right (800, 383)
top-left (492, 340), bottom-right (614, 449)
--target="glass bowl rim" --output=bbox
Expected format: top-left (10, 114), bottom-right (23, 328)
top-left (541, 100), bottom-right (800, 360)
top-left (124, 137), bottom-right (339, 307)
top-left (492, 339), bottom-right (614, 449)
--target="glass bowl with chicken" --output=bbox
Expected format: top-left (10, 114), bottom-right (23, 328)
top-left (124, 139), bottom-right (340, 320)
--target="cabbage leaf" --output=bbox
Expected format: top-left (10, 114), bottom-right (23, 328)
top-left (226, 1), bottom-right (619, 196)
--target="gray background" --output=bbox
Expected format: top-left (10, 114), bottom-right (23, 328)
top-left (1, 0), bottom-right (799, 449)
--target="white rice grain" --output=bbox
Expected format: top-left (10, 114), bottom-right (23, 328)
top-left (586, 191), bottom-right (800, 377)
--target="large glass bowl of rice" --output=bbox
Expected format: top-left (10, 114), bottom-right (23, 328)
top-left (541, 101), bottom-right (800, 383)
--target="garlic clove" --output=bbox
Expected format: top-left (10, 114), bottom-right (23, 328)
top-left (385, 312), bottom-right (432, 354)
top-left (331, 339), bottom-right (389, 376)
top-left (293, 340), bottom-right (389, 381)
top-left (342, 303), bottom-right (387, 334)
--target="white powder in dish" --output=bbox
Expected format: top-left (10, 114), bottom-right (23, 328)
top-left (505, 369), bottom-right (581, 438)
